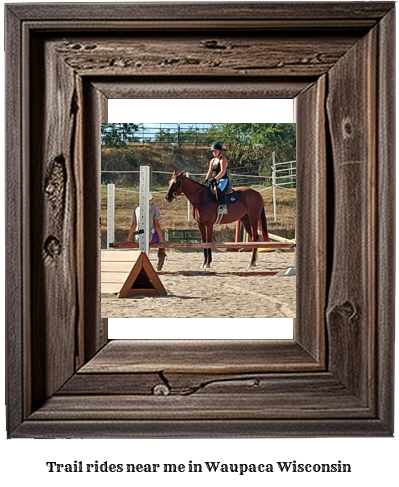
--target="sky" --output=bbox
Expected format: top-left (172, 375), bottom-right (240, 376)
top-left (108, 99), bottom-right (295, 123)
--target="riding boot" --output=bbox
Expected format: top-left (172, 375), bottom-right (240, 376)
top-left (217, 188), bottom-right (228, 214)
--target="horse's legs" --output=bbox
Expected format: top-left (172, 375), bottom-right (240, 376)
top-left (202, 247), bottom-right (212, 268)
top-left (240, 215), bottom-right (253, 239)
top-left (198, 223), bottom-right (209, 269)
top-left (239, 215), bottom-right (257, 267)
top-left (205, 224), bottom-right (213, 267)
top-left (248, 215), bottom-right (260, 267)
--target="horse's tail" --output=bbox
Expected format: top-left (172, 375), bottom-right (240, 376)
top-left (260, 206), bottom-right (269, 242)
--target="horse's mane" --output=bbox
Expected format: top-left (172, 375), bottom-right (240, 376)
top-left (175, 170), bottom-right (215, 202)
top-left (178, 171), bottom-right (208, 189)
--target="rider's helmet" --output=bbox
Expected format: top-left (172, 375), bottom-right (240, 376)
top-left (211, 142), bottom-right (223, 152)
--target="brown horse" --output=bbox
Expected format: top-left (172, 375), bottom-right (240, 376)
top-left (165, 171), bottom-right (269, 268)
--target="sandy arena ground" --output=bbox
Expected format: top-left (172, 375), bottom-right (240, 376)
top-left (101, 249), bottom-right (296, 319)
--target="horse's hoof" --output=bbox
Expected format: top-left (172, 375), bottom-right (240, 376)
top-left (249, 263), bottom-right (257, 268)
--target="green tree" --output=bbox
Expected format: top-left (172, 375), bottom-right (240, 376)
top-left (153, 128), bottom-right (177, 145)
top-left (204, 123), bottom-right (296, 173)
top-left (101, 123), bottom-right (140, 148)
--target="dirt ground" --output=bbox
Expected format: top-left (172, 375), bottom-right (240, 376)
top-left (101, 248), bottom-right (296, 319)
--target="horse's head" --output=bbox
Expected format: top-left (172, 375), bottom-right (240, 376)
top-left (165, 170), bottom-right (186, 202)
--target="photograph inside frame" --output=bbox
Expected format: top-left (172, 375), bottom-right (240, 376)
top-left (101, 119), bottom-right (296, 328)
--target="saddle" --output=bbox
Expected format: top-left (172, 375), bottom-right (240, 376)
top-left (225, 187), bottom-right (238, 204)
top-left (208, 183), bottom-right (238, 206)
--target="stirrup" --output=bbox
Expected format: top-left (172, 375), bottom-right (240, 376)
top-left (218, 204), bottom-right (228, 214)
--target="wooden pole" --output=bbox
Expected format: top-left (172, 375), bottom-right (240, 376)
top-left (114, 241), bottom-right (293, 250)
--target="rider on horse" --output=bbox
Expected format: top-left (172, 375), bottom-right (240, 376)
top-left (205, 142), bottom-right (229, 214)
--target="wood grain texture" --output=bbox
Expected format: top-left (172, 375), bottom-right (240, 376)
top-left (58, 372), bottom-right (163, 396)
top-left (54, 33), bottom-right (360, 78)
top-left (295, 76), bottom-right (326, 364)
top-left (34, 371), bottom-right (374, 423)
top-left (5, 5), bottom-right (24, 435)
top-left (61, 371), bottom-right (354, 398)
top-left (376, 7), bottom-right (396, 431)
top-left (30, 36), bottom-right (78, 408)
top-left (325, 26), bottom-right (377, 404)
top-left (5, 2), bottom-right (395, 438)
top-left (14, 418), bottom-right (390, 439)
top-left (92, 79), bottom-right (311, 100)
top-left (7, 2), bottom-right (394, 23)
top-left (82, 81), bottom-right (108, 361)
top-left (80, 340), bottom-right (321, 374)
top-left (29, 393), bottom-right (371, 422)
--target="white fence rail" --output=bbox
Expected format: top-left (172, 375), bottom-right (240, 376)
top-left (103, 158), bottom-right (296, 245)
top-left (271, 151), bottom-right (296, 222)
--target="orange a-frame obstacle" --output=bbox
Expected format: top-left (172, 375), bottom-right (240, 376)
top-left (118, 251), bottom-right (167, 298)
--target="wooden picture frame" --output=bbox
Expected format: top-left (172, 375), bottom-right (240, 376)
top-left (5, 2), bottom-right (395, 438)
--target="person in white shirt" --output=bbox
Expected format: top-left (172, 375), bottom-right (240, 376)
top-left (127, 193), bottom-right (166, 270)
